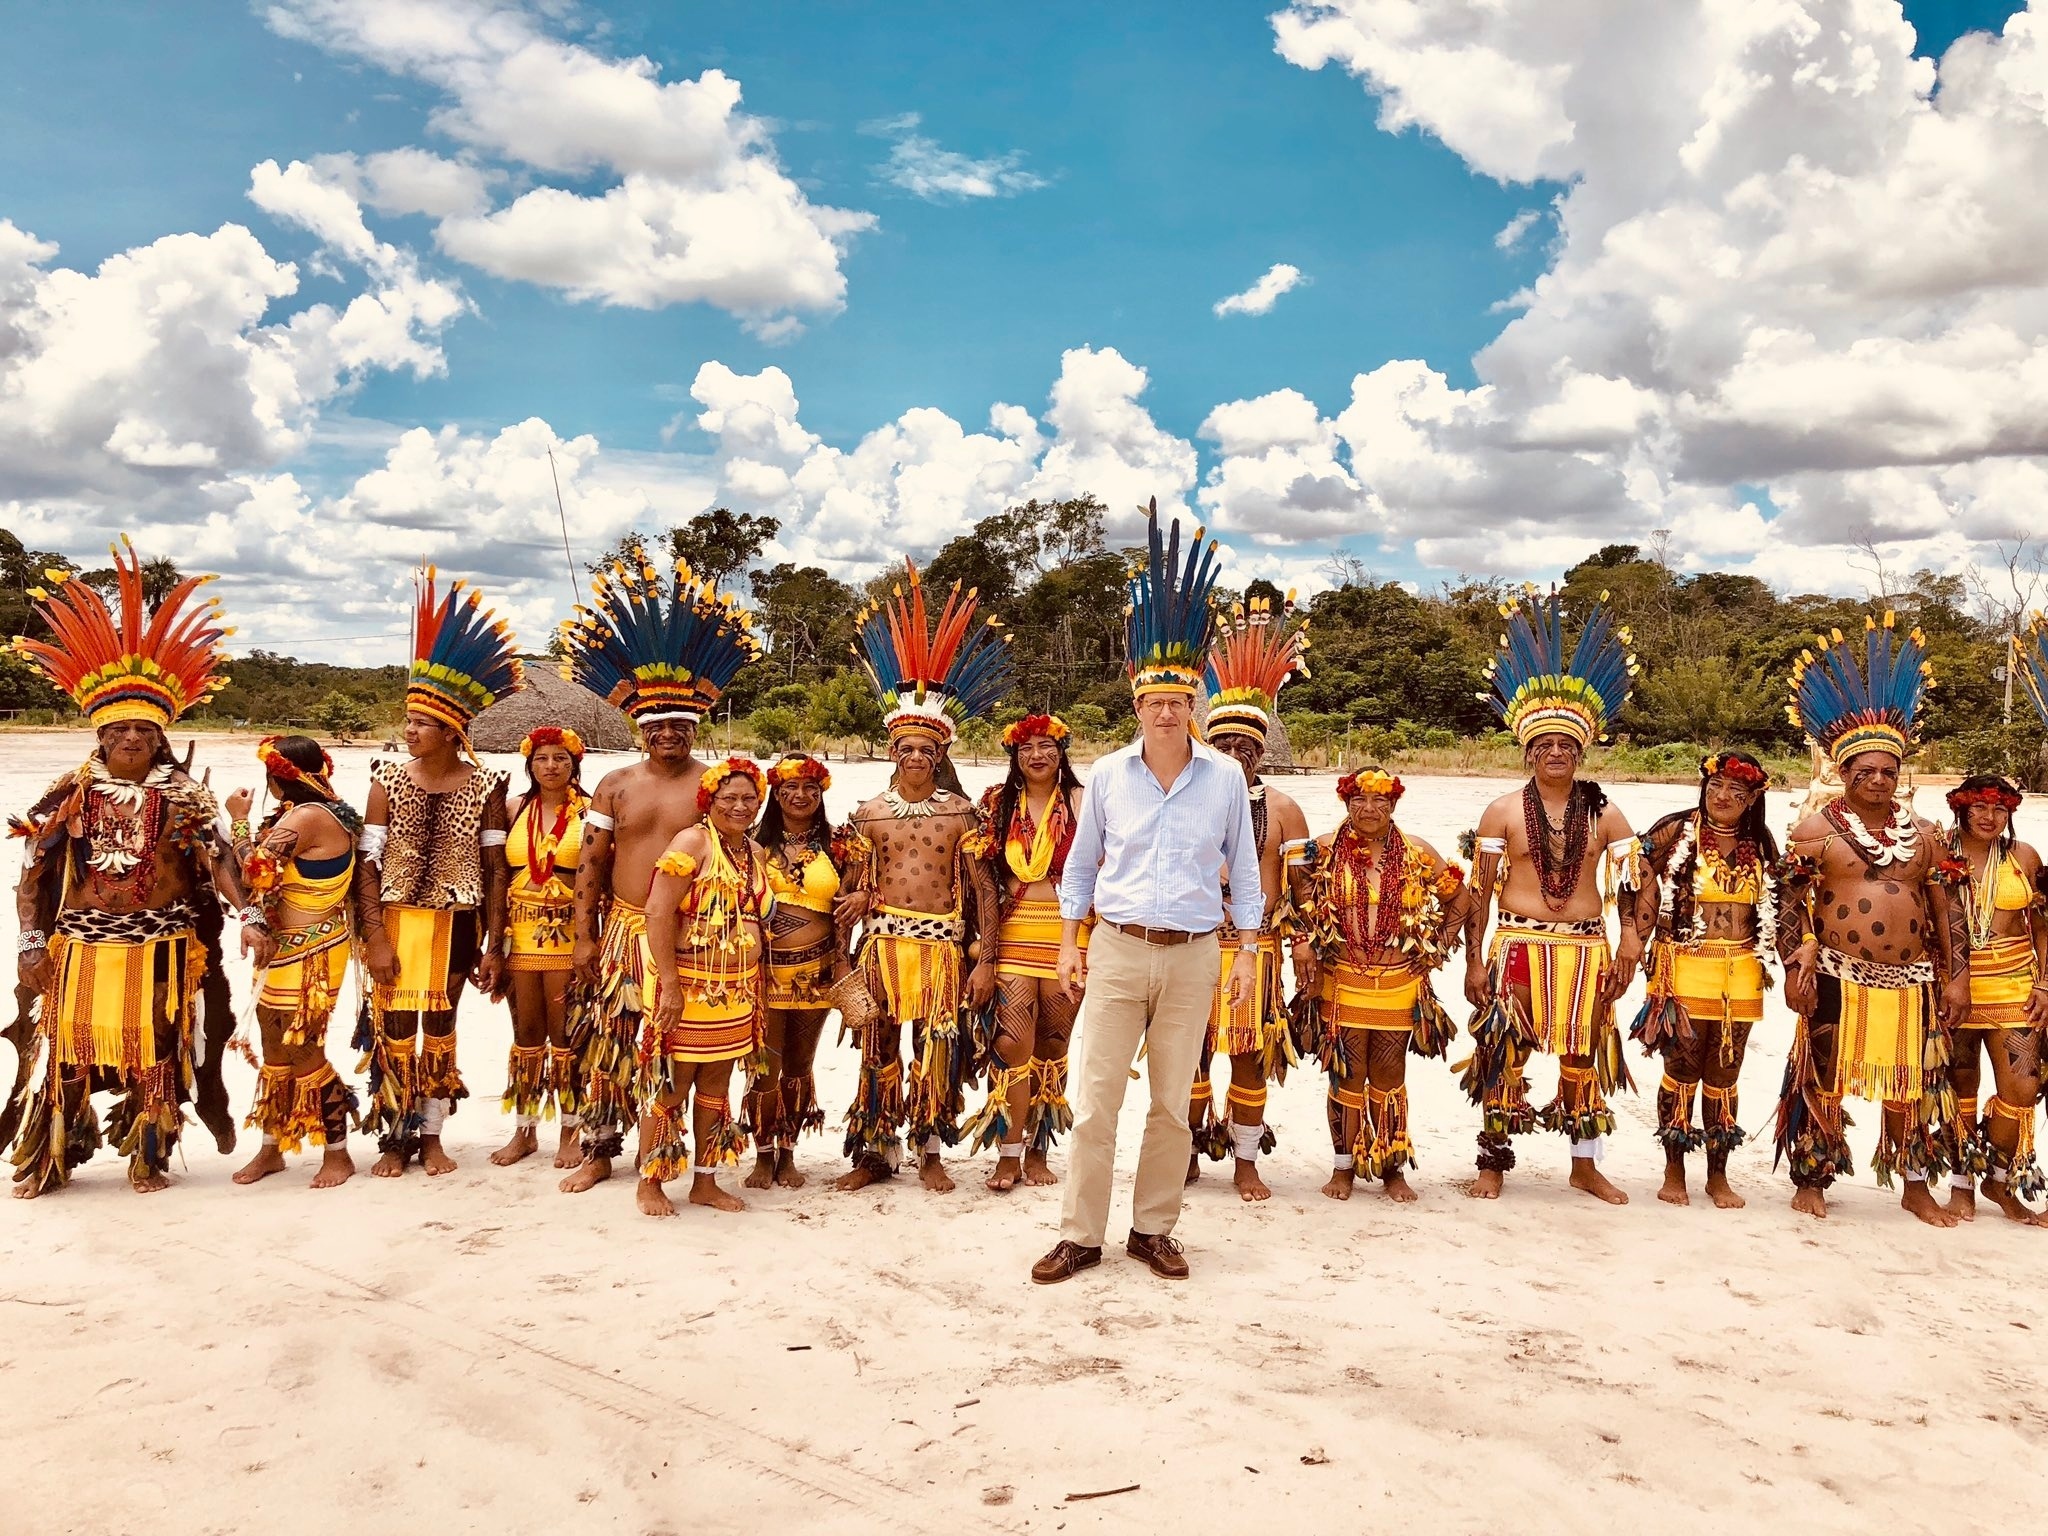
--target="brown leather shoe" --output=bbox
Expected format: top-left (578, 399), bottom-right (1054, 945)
top-left (1126, 1230), bottom-right (1189, 1279)
top-left (1031, 1240), bottom-right (1102, 1285)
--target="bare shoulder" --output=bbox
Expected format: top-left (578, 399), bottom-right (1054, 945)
top-left (1596, 798), bottom-right (1635, 843)
top-left (2014, 840), bottom-right (2044, 879)
top-left (1476, 788), bottom-right (1521, 829)
top-left (1785, 811), bottom-right (1831, 856)
top-left (589, 761), bottom-right (638, 803)
top-left (506, 790), bottom-right (531, 822)
top-left (1403, 833), bottom-right (1445, 871)
top-left (851, 794), bottom-right (892, 824)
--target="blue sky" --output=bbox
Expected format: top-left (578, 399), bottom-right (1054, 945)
top-left (1, 1), bottom-right (2040, 656)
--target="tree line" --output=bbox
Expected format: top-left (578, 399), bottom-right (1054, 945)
top-left (7, 516), bottom-right (2045, 780)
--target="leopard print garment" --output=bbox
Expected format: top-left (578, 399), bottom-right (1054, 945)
top-left (372, 759), bottom-right (505, 909)
top-left (1817, 946), bottom-right (1934, 988)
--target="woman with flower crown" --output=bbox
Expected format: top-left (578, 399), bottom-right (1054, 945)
top-left (488, 726), bottom-right (591, 1170)
top-left (1627, 752), bottom-right (1780, 1210)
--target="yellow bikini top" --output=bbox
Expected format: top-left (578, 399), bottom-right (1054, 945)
top-left (507, 796), bottom-right (583, 895)
top-left (766, 842), bottom-right (841, 915)
top-left (1985, 852), bottom-right (2032, 912)
top-left (1695, 845), bottom-right (1761, 905)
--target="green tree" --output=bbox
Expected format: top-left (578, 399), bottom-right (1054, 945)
top-left (312, 690), bottom-right (374, 741)
top-left (747, 705), bottom-right (807, 753)
top-left (749, 562), bottom-right (860, 682)
top-left (807, 669), bottom-right (885, 753)
top-left (1633, 656), bottom-right (1779, 746)
top-left (592, 507), bottom-right (781, 592)
top-left (955, 716), bottom-right (999, 762)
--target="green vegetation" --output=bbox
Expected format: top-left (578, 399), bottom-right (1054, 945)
top-left (8, 516), bottom-right (2046, 784)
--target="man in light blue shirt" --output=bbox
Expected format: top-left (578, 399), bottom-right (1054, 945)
top-left (1031, 685), bottom-right (1263, 1284)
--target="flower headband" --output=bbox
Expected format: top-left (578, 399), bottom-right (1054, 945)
top-left (1337, 768), bottom-right (1404, 804)
top-left (1700, 753), bottom-right (1768, 789)
top-left (698, 756), bottom-right (767, 812)
top-left (770, 754), bottom-right (832, 790)
top-left (1948, 782), bottom-right (2023, 814)
top-left (521, 725), bottom-right (586, 759)
top-left (1003, 714), bottom-right (1070, 748)
top-left (257, 736), bottom-right (339, 801)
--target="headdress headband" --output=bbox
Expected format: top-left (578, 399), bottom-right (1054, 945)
top-left (698, 756), bottom-right (767, 813)
top-left (257, 736), bottom-right (340, 802)
top-left (1482, 586), bottom-right (1637, 750)
top-left (1787, 612), bottom-right (1930, 769)
top-left (1205, 594), bottom-right (1309, 742)
top-left (405, 565), bottom-right (523, 737)
top-left (1003, 714), bottom-right (1070, 748)
top-left (1948, 779), bottom-right (2022, 815)
top-left (521, 725), bottom-right (586, 759)
top-left (1126, 499), bottom-right (1219, 700)
top-left (559, 553), bottom-right (761, 726)
top-left (770, 754), bottom-right (832, 790)
top-left (1337, 768), bottom-right (1404, 804)
top-left (14, 536), bottom-right (231, 731)
top-left (854, 560), bottom-right (1012, 746)
top-left (1700, 752), bottom-right (1767, 789)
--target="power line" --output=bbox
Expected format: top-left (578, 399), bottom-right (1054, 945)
top-left (548, 447), bottom-right (582, 606)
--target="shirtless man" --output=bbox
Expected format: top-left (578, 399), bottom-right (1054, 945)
top-left (1777, 616), bottom-right (1969, 1225)
top-left (556, 555), bottom-right (759, 1195)
top-left (560, 717), bottom-right (706, 1192)
top-left (1462, 590), bottom-right (1644, 1203)
top-left (1778, 752), bottom-right (1970, 1226)
top-left (8, 544), bottom-right (256, 1196)
top-left (834, 730), bottom-right (1001, 1192)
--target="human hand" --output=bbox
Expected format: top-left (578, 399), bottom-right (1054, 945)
top-left (967, 958), bottom-right (997, 1011)
top-left (1227, 949), bottom-right (1256, 1008)
top-left (240, 923), bottom-right (275, 969)
top-left (224, 787), bottom-right (254, 821)
top-left (18, 948), bottom-right (52, 994)
top-left (366, 934), bottom-right (399, 987)
top-left (572, 937), bottom-right (601, 987)
top-left (1464, 958), bottom-right (1492, 1011)
top-left (1058, 940), bottom-right (1086, 1003)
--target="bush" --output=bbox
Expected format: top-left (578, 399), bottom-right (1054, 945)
top-left (1065, 703), bottom-right (1110, 739)
top-left (747, 706), bottom-right (807, 753)
top-left (1933, 724), bottom-right (2048, 785)
top-left (311, 690), bottom-right (373, 740)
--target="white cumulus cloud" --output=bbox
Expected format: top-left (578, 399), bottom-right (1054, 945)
top-left (1213, 262), bottom-right (1307, 317)
top-left (863, 112), bottom-right (1048, 201)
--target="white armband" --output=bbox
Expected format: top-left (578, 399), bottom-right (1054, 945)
top-left (480, 829), bottom-right (509, 848)
top-left (1476, 836), bottom-right (1508, 855)
top-left (1280, 837), bottom-right (1312, 870)
top-left (359, 825), bottom-right (388, 862)
top-left (585, 808), bottom-right (616, 831)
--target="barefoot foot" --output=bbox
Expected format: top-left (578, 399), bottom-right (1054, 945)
top-left (421, 1136), bottom-right (458, 1177)
top-left (1383, 1171), bottom-right (1418, 1204)
top-left (233, 1143), bottom-right (288, 1186)
top-left (1186, 1154), bottom-right (1201, 1186)
top-left (1468, 1168), bottom-right (1504, 1199)
top-left (1569, 1158), bottom-right (1629, 1205)
top-left (688, 1174), bottom-right (746, 1212)
top-left (1981, 1177), bottom-right (2048, 1226)
top-left (1949, 1183), bottom-right (1978, 1223)
top-left (130, 1170), bottom-right (170, 1193)
top-left (553, 1127), bottom-right (582, 1169)
top-left (1320, 1168), bottom-right (1355, 1201)
top-left (773, 1151), bottom-right (806, 1190)
top-left (489, 1126), bottom-right (538, 1167)
top-left (558, 1155), bottom-right (612, 1194)
top-left (311, 1147), bottom-right (356, 1189)
top-left (920, 1153), bottom-right (955, 1193)
top-left (1703, 1171), bottom-right (1745, 1210)
top-left (372, 1149), bottom-right (409, 1179)
top-left (1233, 1158), bottom-right (1270, 1202)
top-left (743, 1151), bottom-right (777, 1191)
top-left (1658, 1163), bottom-right (1690, 1207)
top-left (1901, 1180), bottom-right (1959, 1227)
top-left (1022, 1151), bottom-right (1059, 1186)
top-left (1791, 1185), bottom-right (1828, 1219)
top-left (637, 1177), bottom-right (677, 1218)
top-left (833, 1159), bottom-right (890, 1193)
top-left (986, 1155), bottom-right (1022, 1193)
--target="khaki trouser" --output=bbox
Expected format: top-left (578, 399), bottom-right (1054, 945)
top-left (1058, 924), bottom-right (1219, 1248)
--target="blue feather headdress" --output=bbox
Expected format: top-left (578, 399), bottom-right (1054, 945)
top-left (405, 565), bottom-right (523, 736)
top-left (853, 559), bottom-right (1012, 745)
top-left (2017, 611), bottom-right (2048, 734)
top-left (1126, 498), bottom-right (1220, 699)
top-left (558, 553), bottom-right (761, 724)
top-left (1483, 586), bottom-right (1636, 749)
top-left (1789, 611), bottom-right (1931, 768)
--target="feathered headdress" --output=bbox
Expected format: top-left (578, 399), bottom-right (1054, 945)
top-left (559, 554), bottom-right (761, 725)
top-left (853, 560), bottom-right (1012, 746)
top-left (1126, 499), bottom-right (1220, 699)
top-left (1483, 586), bottom-right (1637, 750)
top-left (2014, 610), bottom-right (2048, 737)
top-left (12, 536), bottom-right (230, 730)
top-left (405, 566), bottom-right (523, 736)
top-left (1788, 612), bottom-right (1931, 768)
top-left (1204, 593), bottom-right (1309, 743)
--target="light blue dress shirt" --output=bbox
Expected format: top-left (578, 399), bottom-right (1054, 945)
top-left (1059, 736), bottom-right (1265, 934)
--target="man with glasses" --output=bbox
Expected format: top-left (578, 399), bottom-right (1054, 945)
top-left (1032, 508), bottom-right (1261, 1284)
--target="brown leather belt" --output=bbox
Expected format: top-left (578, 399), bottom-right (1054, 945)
top-left (1110, 922), bottom-right (1217, 947)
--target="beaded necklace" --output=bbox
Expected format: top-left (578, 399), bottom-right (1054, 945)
top-left (1522, 780), bottom-right (1588, 911)
top-left (1334, 823), bottom-right (1408, 960)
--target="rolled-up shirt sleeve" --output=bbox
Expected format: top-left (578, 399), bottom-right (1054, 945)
top-left (1059, 765), bottom-right (1109, 922)
top-left (1222, 772), bottom-right (1264, 932)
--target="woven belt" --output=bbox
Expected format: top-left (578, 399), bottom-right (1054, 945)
top-left (1110, 922), bottom-right (1216, 947)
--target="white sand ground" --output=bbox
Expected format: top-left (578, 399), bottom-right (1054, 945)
top-left (1, 730), bottom-right (2043, 1536)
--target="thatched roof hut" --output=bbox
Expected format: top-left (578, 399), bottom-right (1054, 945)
top-left (469, 664), bottom-right (637, 753)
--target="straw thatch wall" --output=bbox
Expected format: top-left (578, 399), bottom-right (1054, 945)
top-left (1191, 697), bottom-right (1299, 770)
top-left (469, 665), bottom-right (636, 753)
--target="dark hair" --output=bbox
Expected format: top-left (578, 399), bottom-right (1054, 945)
top-left (1645, 752), bottom-right (1777, 933)
top-left (755, 762), bottom-right (840, 854)
top-left (991, 736), bottom-right (1082, 857)
top-left (1950, 772), bottom-right (2019, 857)
top-left (263, 734), bottom-right (363, 832)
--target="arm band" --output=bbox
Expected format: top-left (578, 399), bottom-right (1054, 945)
top-left (480, 830), bottom-right (508, 848)
top-left (585, 808), bottom-right (616, 831)
top-left (1477, 836), bottom-right (1508, 855)
top-left (359, 825), bottom-right (388, 862)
